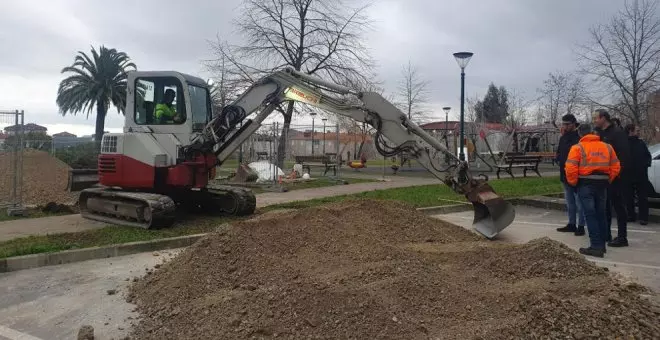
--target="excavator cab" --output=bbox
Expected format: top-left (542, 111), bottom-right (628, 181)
top-left (67, 71), bottom-right (215, 192)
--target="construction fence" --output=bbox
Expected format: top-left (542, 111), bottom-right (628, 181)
top-left (228, 121), bottom-right (377, 166)
top-left (0, 110), bottom-right (25, 211)
top-left (223, 121), bottom-right (561, 175)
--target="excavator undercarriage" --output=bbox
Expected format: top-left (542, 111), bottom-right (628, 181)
top-left (78, 185), bottom-right (256, 229)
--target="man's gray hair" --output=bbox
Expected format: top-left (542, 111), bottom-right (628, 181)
top-left (577, 123), bottom-right (593, 136)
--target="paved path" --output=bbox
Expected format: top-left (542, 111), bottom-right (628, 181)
top-left (0, 176), bottom-right (438, 242)
top-left (0, 249), bottom-right (181, 340)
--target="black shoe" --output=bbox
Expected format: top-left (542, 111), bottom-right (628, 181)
top-left (574, 225), bottom-right (585, 236)
top-left (579, 247), bottom-right (605, 258)
top-left (640, 220), bottom-right (648, 226)
top-left (608, 237), bottom-right (629, 247)
top-left (557, 224), bottom-right (577, 232)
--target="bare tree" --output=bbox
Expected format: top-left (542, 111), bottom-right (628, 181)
top-left (504, 89), bottom-right (532, 130)
top-left (503, 89), bottom-right (533, 152)
top-left (207, 0), bottom-right (376, 167)
top-left (207, 55), bottom-right (240, 114)
top-left (576, 0), bottom-right (660, 127)
top-left (537, 70), bottom-right (587, 126)
top-left (465, 94), bottom-right (481, 123)
top-left (396, 60), bottom-right (430, 123)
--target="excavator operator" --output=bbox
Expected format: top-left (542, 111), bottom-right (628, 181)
top-left (155, 89), bottom-right (182, 124)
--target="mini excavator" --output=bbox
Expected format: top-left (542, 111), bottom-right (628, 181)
top-left (68, 68), bottom-right (515, 239)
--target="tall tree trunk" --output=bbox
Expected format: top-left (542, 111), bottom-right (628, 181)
top-left (95, 102), bottom-right (106, 152)
top-left (276, 102), bottom-right (295, 168)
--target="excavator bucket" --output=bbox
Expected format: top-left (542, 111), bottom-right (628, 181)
top-left (229, 164), bottom-right (259, 183)
top-left (465, 182), bottom-right (515, 239)
top-left (67, 169), bottom-right (99, 192)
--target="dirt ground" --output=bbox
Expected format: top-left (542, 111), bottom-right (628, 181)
top-left (126, 199), bottom-right (660, 340)
top-left (0, 150), bottom-right (78, 206)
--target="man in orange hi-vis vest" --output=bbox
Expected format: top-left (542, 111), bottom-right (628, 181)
top-left (565, 123), bottom-right (621, 258)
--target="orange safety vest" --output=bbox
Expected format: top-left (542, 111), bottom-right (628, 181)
top-left (565, 134), bottom-right (621, 186)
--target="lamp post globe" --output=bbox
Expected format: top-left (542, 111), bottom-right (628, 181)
top-left (453, 52), bottom-right (473, 162)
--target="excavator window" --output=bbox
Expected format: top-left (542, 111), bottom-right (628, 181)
top-left (134, 77), bottom-right (187, 125)
top-left (188, 84), bottom-right (212, 131)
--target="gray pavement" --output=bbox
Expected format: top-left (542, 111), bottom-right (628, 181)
top-left (0, 249), bottom-right (181, 340)
top-left (434, 206), bottom-right (660, 292)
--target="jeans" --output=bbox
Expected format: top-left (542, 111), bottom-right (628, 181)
top-left (606, 178), bottom-right (628, 240)
top-left (578, 182), bottom-right (609, 249)
top-left (563, 182), bottom-right (586, 226)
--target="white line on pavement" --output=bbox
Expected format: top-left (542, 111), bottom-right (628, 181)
top-left (446, 216), bottom-right (657, 234)
top-left (589, 259), bottom-right (660, 270)
top-left (0, 325), bottom-right (44, 340)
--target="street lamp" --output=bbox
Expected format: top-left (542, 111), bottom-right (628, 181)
top-left (453, 51), bottom-right (473, 161)
top-left (322, 118), bottom-right (327, 154)
top-left (442, 106), bottom-right (451, 139)
top-left (310, 112), bottom-right (317, 155)
top-left (442, 106), bottom-right (451, 164)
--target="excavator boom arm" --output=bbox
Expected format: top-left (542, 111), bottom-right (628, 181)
top-left (191, 68), bottom-right (515, 239)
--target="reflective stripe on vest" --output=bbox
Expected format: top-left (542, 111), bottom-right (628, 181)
top-left (576, 143), bottom-right (614, 167)
top-left (573, 142), bottom-right (617, 180)
top-left (579, 174), bottom-right (609, 180)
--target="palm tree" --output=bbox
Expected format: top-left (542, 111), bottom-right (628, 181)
top-left (56, 45), bottom-right (136, 150)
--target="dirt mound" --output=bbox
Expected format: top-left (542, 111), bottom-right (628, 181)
top-left (456, 237), bottom-right (607, 281)
top-left (0, 149), bottom-right (78, 206)
top-left (126, 199), bottom-right (660, 340)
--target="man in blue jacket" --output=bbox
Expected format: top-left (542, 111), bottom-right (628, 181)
top-left (556, 114), bottom-right (586, 235)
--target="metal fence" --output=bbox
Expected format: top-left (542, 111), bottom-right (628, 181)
top-left (0, 110), bottom-right (25, 213)
top-left (230, 122), bottom-right (377, 164)
top-left (221, 122), bottom-right (372, 182)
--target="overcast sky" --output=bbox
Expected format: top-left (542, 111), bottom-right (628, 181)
top-left (0, 0), bottom-right (625, 136)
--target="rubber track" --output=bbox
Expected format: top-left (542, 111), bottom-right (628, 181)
top-left (79, 188), bottom-right (177, 229)
top-left (206, 184), bottom-right (257, 216)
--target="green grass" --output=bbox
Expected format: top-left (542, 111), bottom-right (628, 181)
top-left (0, 176), bottom-right (562, 259)
top-left (0, 214), bottom-right (242, 259)
top-left (266, 176), bottom-right (563, 210)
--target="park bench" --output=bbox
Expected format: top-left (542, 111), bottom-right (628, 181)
top-left (525, 151), bottom-right (557, 165)
top-left (495, 154), bottom-right (543, 179)
top-left (294, 154), bottom-right (337, 176)
top-left (256, 151), bottom-right (269, 160)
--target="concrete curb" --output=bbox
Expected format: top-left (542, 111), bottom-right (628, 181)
top-left (0, 233), bottom-right (206, 273)
top-left (514, 196), bottom-right (567, 212)
top-left (416, 204), bottom-right (475, 215)
top-left (0, 204), bottom-right (476, 273)
top-left (0, 196), bottom-right (595, 273)
top-left (514, 195), bottom-right (660, 223)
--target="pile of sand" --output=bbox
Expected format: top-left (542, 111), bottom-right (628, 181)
top-left (126, 199), bottom-right (660, 340)
top-left (0, 149), bottom-right (78, 206)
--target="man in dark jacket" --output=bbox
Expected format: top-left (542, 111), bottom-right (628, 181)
top-left (556, 114), bottom-right (586, 235)
top-left (593, 109), bottom-right (631, 247)
top-left (624, 123), bottom-right (652, 225)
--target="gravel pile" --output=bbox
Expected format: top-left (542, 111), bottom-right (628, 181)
top-left (0, 149), bottom-right (78, 206)
top-left (126, 199), bottom-right (660, 340)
